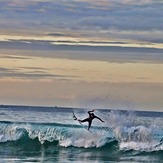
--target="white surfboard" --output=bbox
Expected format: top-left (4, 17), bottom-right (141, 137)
top-left (72, 112), bottom-right (91, 133)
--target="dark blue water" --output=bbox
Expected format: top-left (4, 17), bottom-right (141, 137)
top-left (0, 105), bottom-right (163, 162)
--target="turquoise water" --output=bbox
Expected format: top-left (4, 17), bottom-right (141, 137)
top-left (0, 105), bottom-right (163, 162)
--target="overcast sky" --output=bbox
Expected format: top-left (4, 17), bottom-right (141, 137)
top-left (0, 0), bottom-right (163, 111)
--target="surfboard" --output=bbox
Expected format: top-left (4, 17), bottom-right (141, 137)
top-left (72, 112), bottom-right (91, 132)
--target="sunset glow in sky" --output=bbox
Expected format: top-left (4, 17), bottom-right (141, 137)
top-left (0, 0), bottom-right (163, 111)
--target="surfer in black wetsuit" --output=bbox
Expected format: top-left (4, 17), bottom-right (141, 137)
top-left (79, 110), bottom-right (104, 130)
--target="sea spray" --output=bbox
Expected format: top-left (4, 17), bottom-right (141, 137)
top-left (105, 111), bottom-right (163, 152)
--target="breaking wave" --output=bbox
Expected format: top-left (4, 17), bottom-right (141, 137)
top-left (0, 110), bottom-right (163, 155)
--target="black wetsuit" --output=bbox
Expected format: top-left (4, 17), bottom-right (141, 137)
top-left (80, 110), bottom-right (104, 130)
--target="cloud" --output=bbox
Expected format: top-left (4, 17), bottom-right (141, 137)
top-left (1, 37), bottom-right (163, 65)
top-left (1, 0), bottom-right (162, 32)
top-left (1, 31), bottom-right (163, 50)
top-left (0, 0), bottom-right (162, 54)
top-left (0, 66), bottom-right (76, 80)
top-left (0, 55), bottom-right (30, 60)
top-left (0, 67), bottom-right (18, 78)
top-left (46, 33), bottom-right (71, 37)
top-left (0, 67), bottom-right (13, 72)
top-left (76, 4), bottom-right (163, 31)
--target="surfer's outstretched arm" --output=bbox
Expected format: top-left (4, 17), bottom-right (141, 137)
top-left (73, 112), bottom-right (78, 120)
top-left (95, 116), bottom-right (104, 122)
top-left (88, 109), bottom-right (94, 112)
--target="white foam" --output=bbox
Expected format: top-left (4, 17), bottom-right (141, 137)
top-left (0, 124), bottom-right (30, 142)
top-left (59, 128), bottom-right (110, 148)
top-left (119, 141), bottom-right (163, 152)
top-left (105, 110), bottom-right (163, 152)
top-left (114, 125), bottom-right (152, 142)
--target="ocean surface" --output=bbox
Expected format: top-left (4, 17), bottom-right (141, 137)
top-left (0, 105), bottom-right (163, 163)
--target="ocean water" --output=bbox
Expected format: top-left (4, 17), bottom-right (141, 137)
top-left (0, 105), bottom-right (163, 163)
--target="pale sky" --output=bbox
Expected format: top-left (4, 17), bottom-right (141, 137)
top-left (0, 0), bottom-right (163, 111)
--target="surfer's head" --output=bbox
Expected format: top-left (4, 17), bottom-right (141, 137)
top-left (90, 113), bottom-right (95, 117)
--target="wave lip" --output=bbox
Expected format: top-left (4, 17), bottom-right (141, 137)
top-left (0, 121), bottom-right (114, 148)
top-left (0, 123), bottom-right (30, 143)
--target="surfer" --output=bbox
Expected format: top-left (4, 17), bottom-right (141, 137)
top-left (79, 110), bottom-right (104, 130)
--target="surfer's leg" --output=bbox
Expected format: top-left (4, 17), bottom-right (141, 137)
top-left (88, 120), bottom-right (92, 130)
top-left (80, 118), bottom-right (89, 123)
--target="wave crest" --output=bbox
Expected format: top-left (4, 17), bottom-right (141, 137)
top-left (0, 118), bottom-right (162, 152)
top-left (0, 121), bottom-right (113, 148)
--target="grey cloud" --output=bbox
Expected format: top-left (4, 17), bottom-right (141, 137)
top-left (20, 67), bottom-right (49, 71)
top-left (0, 67), bottom-right (19, 78)
top-left (1, 39), bottom-right (163, 65)
top-left (47, 33), bottom-right (71, 37)
top-left (0, 0), bottom-right (162, 44)
top-left (0, 67), bottom-right (76, 80)
top-left (64, 1), bottom-right (163, 31)
top-left (0, 55), bottom-right (31, 60)
top-left (77, 7), bottom-right (163, 31)
top-left (7, 38), bottom-right (127, 45)
top-left (0, 67), bottom-right (12, 72)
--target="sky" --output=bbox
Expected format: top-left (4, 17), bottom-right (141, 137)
top-left (0, 0), bottom-right (163, 111)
